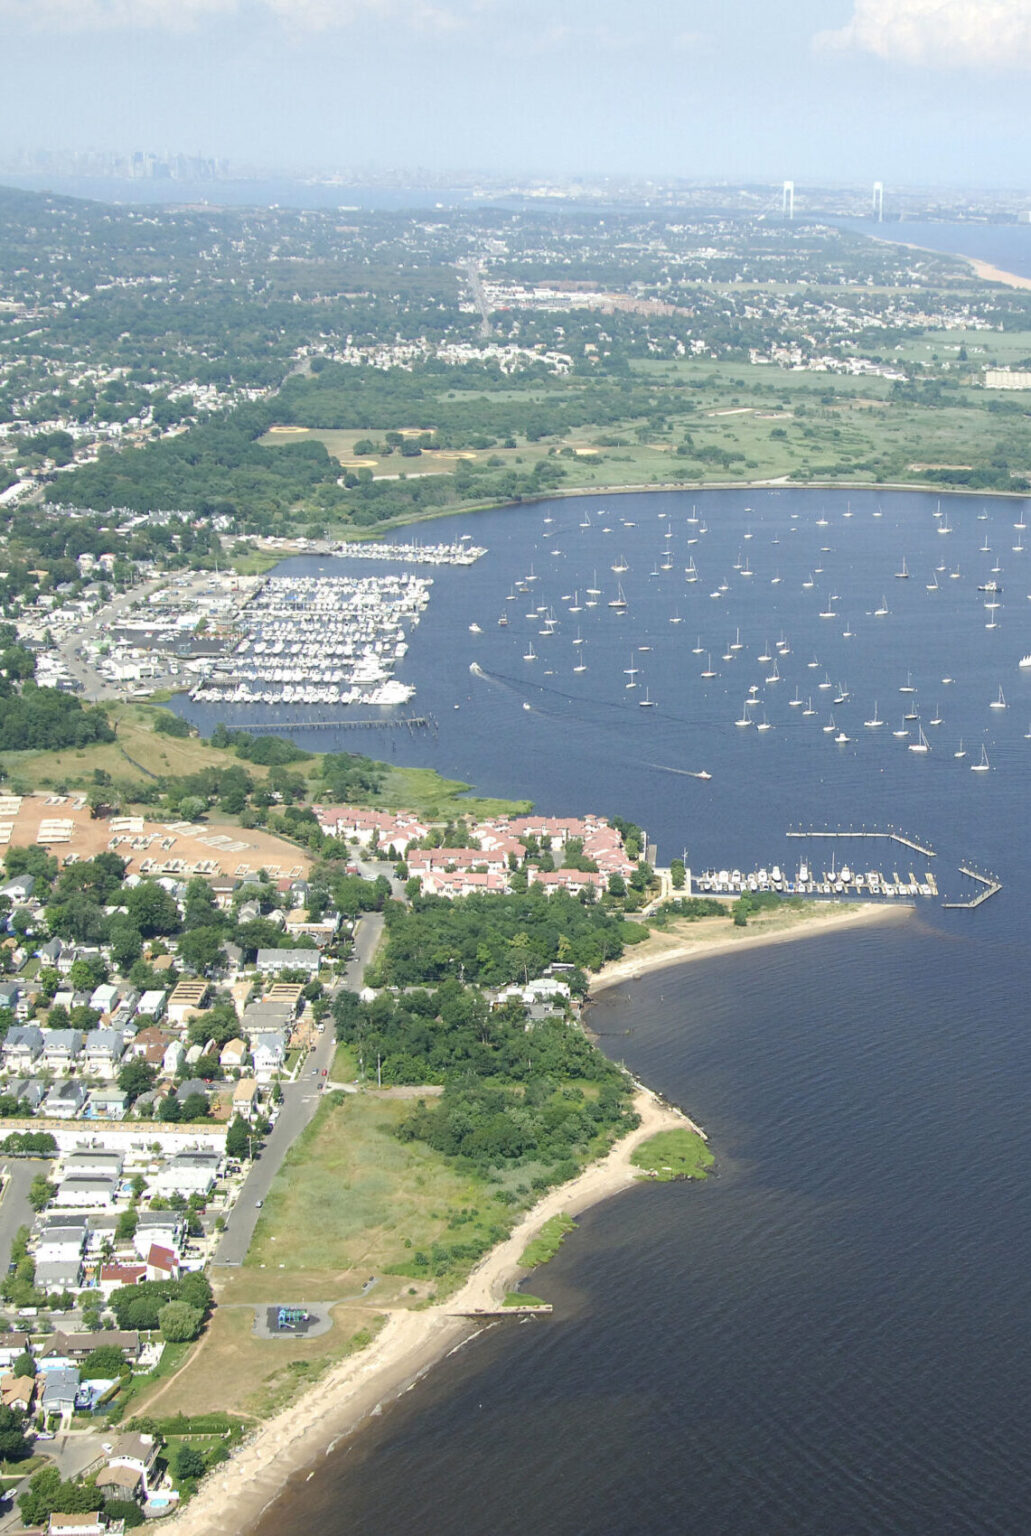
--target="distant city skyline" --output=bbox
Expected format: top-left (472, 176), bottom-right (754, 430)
top-left (2, 0), bottom-right (1031, 187)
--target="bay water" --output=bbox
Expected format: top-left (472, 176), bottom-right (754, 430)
top-left (185, 483), bottom-right (1031, 1535)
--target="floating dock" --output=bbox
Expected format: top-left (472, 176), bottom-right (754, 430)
top-left (691, 865), bottom-right (936, 900)
top-left (942, 866), bottom-right (1002, 909)
top-left (787, 826), bottom-right (937, 858)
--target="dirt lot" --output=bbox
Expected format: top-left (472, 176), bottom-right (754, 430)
top-left (0, 792), bottom-right (311, 881)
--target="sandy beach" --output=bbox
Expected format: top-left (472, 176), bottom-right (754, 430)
top-left (590, 899), bottom-right (911, 995)
top-left (164, 900), bottom-right (905, 1536)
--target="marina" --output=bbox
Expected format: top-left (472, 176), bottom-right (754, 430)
top-left (690, 862), bottom-right (938, 900)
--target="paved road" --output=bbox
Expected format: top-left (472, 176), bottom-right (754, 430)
top-left (213, 912), bottom-right (384, 1267)
top-left (0, 1159), bottom-right (48, 1274)
top-left (461, 261), bottom-right (492, 339)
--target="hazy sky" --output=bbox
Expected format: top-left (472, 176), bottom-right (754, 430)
top-left (3, 0), bottom-right (1031, 185)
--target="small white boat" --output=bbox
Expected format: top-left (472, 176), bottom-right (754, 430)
top-left (971, 745), bottom-right (990, 772)
top-left (990, 687), bottom-right (1007, 710)
top-left (865, 703), bottom-right (883, 728)
top-left (954, 739), bottom-right (966, 759)
top-left (469, 622), bottom-right (482, 634)
top-left (1019, 654), bottom-right (1031, 668)
top-left (895, 556), bottom-right (909, 579)
top-left (908, 725), bottom-right (930, 754)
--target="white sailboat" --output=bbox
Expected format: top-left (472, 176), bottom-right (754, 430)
top-left (971, 745), bottom-right (991, 772)
top-left (908, 724), bottom-right (930, 754)
top-left (954, 739), bottom-right (967, 759)
top-left (523, 643), bottom-right (537, 662)
top-left (639, 688), bottom-right (656, 708)
top-left (895, 555), bottom-right (909, 579)
top-left (864, 702), bottom-right (884, 728)
top-left (700, 653), bottom-right (717, 679)
top-left (990, 687), bottom-right (1007, 710)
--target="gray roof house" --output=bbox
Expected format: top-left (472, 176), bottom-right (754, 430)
top-left (42, 1081), bottom-right (89, 1119)
top-left (82, 1029), bottom-right (126, 1078)
top-left (3, 1026), bottom-right (43, 1072)
top-left (35, 1258), bottom-right (83, 1293)
top-left (256, 948), bottom-right (320, 977)
top-left (40, 1029), bottom-right (84, 1070)
top-left (41, 1365), bottom-right (79, 1418)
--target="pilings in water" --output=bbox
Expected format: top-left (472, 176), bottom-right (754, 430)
top-left (229, 715), bottom-right (435, 734)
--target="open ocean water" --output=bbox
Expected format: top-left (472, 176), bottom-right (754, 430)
top-left (182, 483), bottom-right (1031, 1535)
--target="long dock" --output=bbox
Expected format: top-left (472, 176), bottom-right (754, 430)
top-left (230, 715), bottom-right (434, 734)
top-left (450, 1305), bottom-right (553, 1318)
top-left (942, 866), bottom-right (1002, 909)
top-left (787, 826), bottom-right (937, 858)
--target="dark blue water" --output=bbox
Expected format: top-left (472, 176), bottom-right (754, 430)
top-left (234, 486), bottom-right (1031, 1536)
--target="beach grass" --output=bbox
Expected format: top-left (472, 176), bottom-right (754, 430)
top-left (502, 1292), bottom-right (546, 1307)
top-left (630, 1129), bottom-right (714, 1182)
top-left (519, 1212), bottom-right (576, 1269)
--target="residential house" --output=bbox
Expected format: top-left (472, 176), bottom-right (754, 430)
top-left (40, 1365), bottom-right (79, 1421)
top-left (0, 982), bottom-right (22, 1019)
top-left (48, 1514), bottom-right (124, 1536)
top-left (132, 1211), bottom-right (184, 1258)
top-left (135, 990), bottom-right (166, 1020)
top-left (256, 948), bottom-right (319, 977)
top-left (96, 1263), bottom-right (146, 1298)
top-left (232, 1078), bottom-right (259, 1120)
top-left (89, 984), bottom-right (121, 1016)
top-left (149, 1152), bottom-right (220, 1198)
top-left (36, 937), bottom-right (64, 968)
top-left (250, 1031), bottom-right (286, 1081)
top-left (218, 1037), bottom-right (248, 1071)
top-left (40, 1331), bottom-right (141, 1363)
top-left (162, 1039), bottom-right (186, 1076)
top-left (145, 1244), bottom-right (179, 1282)
top-left (36, 1221), bottom-right (87, 1267)
top-left (82, 1029), bottom-right (125, 1079)
top-left (0, 1333), bottom-right (32, 1370)
top-left (129, 1025), bottom-right (172, 1062)
top-left (0, 1373), bottom-right (33, 1411)
top-left (42, 1081), bottom-right (89, 1119)
top-left (2, 1025), bottom-right (43, 1073)
top-left (64, 1150), bottom-right (124, 1181)
top-left (54, 1174), bottom-right (117, 1209)
top-left (174, 1078), bottom-right (211, 1106)
top-left (40, 1028), bottom-right (84, 1072)
top-left (101, 1430), bottom-right (160, 1495)
top-left (0, 874), bottom-right (35, 902)
top-left (7, 1077), bottom-right (45, 1112)
top-left (85, 1088), bottom-right (129, 1120)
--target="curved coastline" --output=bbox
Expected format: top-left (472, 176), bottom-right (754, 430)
top-left (163, 899), bottom-right (909, 1536)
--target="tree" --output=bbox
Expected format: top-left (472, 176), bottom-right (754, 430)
top-left (118, 1059), bottom-right (156, 1104)
top-left (173, 1444), bottom-right (206, 1481)
top-left (158, 1300), bottom-right (203, 1343)
top-left (179, 1092), bottom-right (209, 1122)
top-left (81, 1344), bottom-right (127, 1379)
top-left (158, 1092), bottom-right (181, 1123)
top-left (28, 1173), bottom-right (54, 1211)
top-left (11, 1351), bottom-right (34, 1378)
top-left (225, 1115), bottom-right (251, 1160)
top-left (0, 1402), bottom-right (30, 1461)
top-left (670, 858), bottom-right (686, 890)
top-left (103, 1498), bottom-right (145, 1529)
top-left (115, 1209), bottom-right (138, 1241)
top-left (125, 881), bottom-right (181, 939)
top-left (176, 926), bottom-right (226, 976)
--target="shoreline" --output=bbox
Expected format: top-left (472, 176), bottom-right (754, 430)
top-left (163, 900), bottom-right (908, 1536)
top-left (588, 899), bottom-right (911, 995)
top-left (162, 1084), bottom-right (696, 1536)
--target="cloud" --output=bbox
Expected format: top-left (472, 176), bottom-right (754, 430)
top-left (0, 0), bottom-right (462, 30)
top-left (815, 0), bottom-right (1031, 69)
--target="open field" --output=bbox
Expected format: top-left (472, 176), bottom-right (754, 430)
top-left (245, 1094), bottom-right (512, 1294)
top-left (0, 704), bottom-right (248, 795)
top-left (630, 1128), bottom-right (714, 1181)
top-left (263, 352), bottom-right (1031, 502)
top-left (132, 1304), bottom-right (382, 1422)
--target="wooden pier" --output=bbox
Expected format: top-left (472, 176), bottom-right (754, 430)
top-left (229, 715), bottom-right (435, 734)
top-left (787, 826), bottom-right (937, 858)
top-left (942, 866), bottom-right (1002, 910)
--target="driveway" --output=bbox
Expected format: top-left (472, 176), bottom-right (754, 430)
top-left (213, 912), bottom-right (384, 1267)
